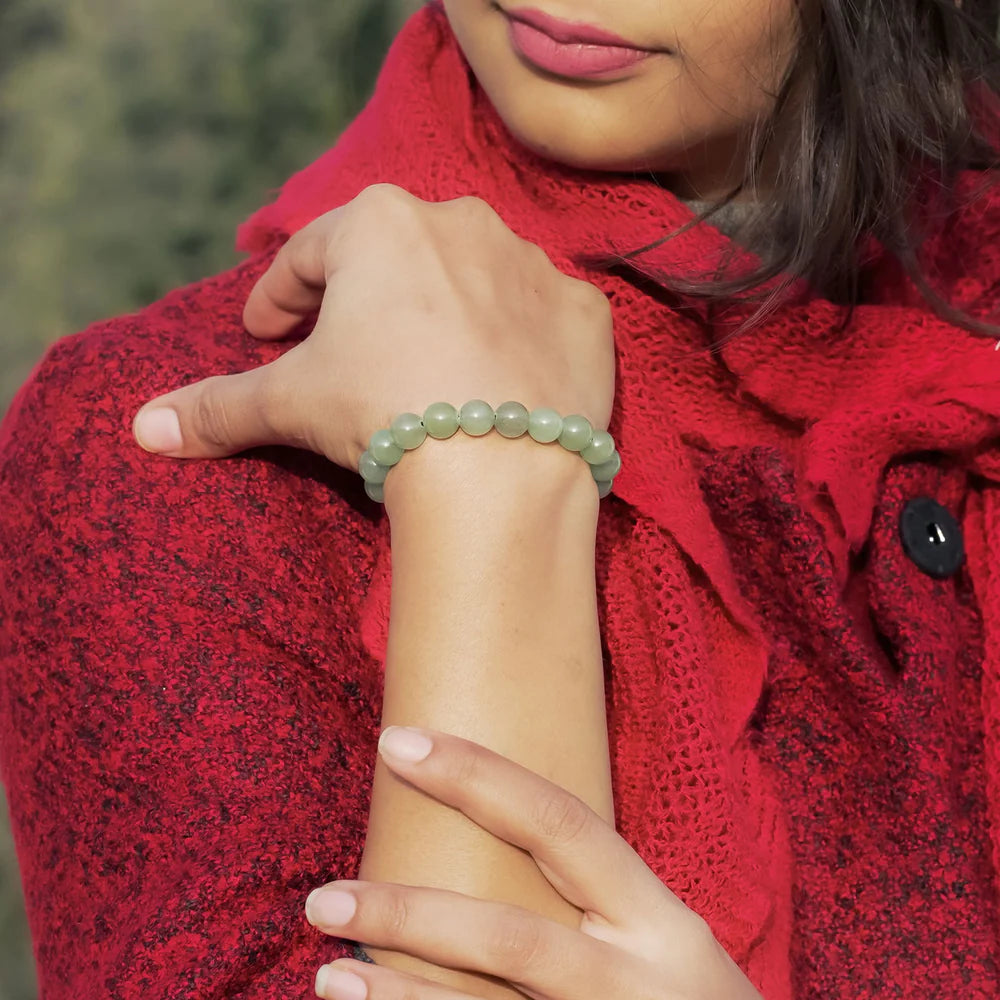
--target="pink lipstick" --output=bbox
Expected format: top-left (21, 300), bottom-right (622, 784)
top-left (503, 7), bottom-right (662, 80)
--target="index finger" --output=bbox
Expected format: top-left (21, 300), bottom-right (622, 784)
top-left (242, 209), bottom-right (343, 339)
top-left (376, 727), bottom-right (686, 931)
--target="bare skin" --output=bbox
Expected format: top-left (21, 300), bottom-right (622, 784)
top-left (442, 0), bottom-right (797, 198)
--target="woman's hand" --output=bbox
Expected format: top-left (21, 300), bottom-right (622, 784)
top-left (306, 728), bottom-right (763, 1000)
top-left (132, 184), bottom-right (614, 467)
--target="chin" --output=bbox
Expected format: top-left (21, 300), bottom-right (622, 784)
top-left (490, 86), bottom-right (749, 193)
top-left (512, 129), bottom-right (644, 172)
top-left (492, 99), bottom-right (664, 174)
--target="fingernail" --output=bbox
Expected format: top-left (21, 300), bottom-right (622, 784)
top-left (134, 407), bottom-right (182, 453)
top-left (379, 726), bottom-right (433, 763)
top-left (315, 966), bottom-right (367, 1000)
top-left (306, 888), bottom-right (357, 927)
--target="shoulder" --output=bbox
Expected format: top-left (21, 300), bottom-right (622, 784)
top-left (0, 253), bottom-right (374, 578)
top-left (1, 255), bottom-right (270, 470)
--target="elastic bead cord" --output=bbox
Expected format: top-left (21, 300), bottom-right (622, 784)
top-left (358, 401), bottom-right (621, 503)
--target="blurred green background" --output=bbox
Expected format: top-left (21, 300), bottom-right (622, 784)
top-left (0, 1), bottom-right (419, 997)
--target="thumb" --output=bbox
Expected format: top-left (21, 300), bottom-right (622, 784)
top-left (133, 363), bottom-right (287, 459)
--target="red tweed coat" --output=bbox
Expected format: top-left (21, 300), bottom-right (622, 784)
top-left (4, 6), bottom-right (1000, 998)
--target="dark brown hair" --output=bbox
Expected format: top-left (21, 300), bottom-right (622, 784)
top-left (619, 0), bottom-right (1000, 337)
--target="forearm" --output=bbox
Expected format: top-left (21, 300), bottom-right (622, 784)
top-left (359, 435), bottom-right (613, 992)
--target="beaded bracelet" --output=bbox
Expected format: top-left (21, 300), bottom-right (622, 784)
top-left (358, 400), bottom-right (621, 504)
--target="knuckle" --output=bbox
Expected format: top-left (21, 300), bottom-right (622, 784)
top-left (454, 194), bottom-right (490, 214)
top-left (531, 788), bottom-right (593, 847)
top-left (254, 364), bottom-right (288, 424)
top-left (485, 911), bottom-right (546, 978)
top-left (268, 236), bottom-right (295, 272)
top-left (375, 887), bottom-right (412, 944)
top-left (357, 181), bottom-right (405, 203)
top-left (572, 281), bottom-right (614, 340)
top-left (285, 213), bottom-right (325, 249)
top-left (447, 741), bottom-right (489, 793)
top-left (353, 183), bottom-right (418, 222)
top-left (520, 236), bottom-right (555, 268)
top-left (454, 195), bottom-right (503, 227)
top-left (255, 363), bottom-right (289, 433)
top-left (192, 379), bottom-right (238, 449)
top-left (572, 277), bottom-right (613, 316)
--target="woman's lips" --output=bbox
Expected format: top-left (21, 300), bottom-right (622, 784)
top-left (503, 8), bottom-right (661, 80)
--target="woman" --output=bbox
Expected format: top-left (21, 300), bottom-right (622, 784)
top-left (3, 1), bottom-right (1000, 997)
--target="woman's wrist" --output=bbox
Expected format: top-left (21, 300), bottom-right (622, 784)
top-left (382, 432), bottom-right (600, 531)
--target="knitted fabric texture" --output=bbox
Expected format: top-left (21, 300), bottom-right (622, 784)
top-left (4, 5), bottom-right (1000, 998)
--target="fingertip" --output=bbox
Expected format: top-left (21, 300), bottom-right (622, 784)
top-left (244, 303), bottom-right (314, 342)
top-left (378, 726), bottom-right (434, 765)
top-left (315, 965), bottom-right (368, 1000)
top-left (133, 406), bottom-right (183, 455)
top-left (242, 288), bottom-right (288, 340)
top-left (242, 292), bottom-right (285, 340)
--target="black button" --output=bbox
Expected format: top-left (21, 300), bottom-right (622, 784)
top-left (899, 497), bottom-right (965, 579)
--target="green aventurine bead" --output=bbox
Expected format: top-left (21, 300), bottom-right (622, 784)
top-left (559, 414), bottom-right (593, 452)
top-left (459, 399), bottom-right (495, 436)
top-left (365, 481), bottom-right (385, 503)
top-left (596, 480), bottom-right (614, 500)
top-left (528, 408), bottom-right (563, 444)
top-left (369, 428), bottom-right (404, 466)
top-left (580, 430), bottom-right (615, 465)
top-left (590, 450), bottom-right (622, 482)
top-left (391, 412), bottom-right (426, 450)
top-left (359, 451), bottom-right (389, 484)
top-left (494, 401), bottom-right (530, 438)
top-left (423, 402), bottom-right (460, 440)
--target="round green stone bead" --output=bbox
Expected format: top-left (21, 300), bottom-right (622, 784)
top-left (580, 430), bottom-right (615, 466)
top-left (359, 451), bottom-right (389, 484)
top-left (423, 402), bottom-right (460, 440)
top-left (369, 428), bottom-right (404, 467)
top-left (528, 408), bottom-right (563, 444)
top-left (390, 412), bottom-right (426, 450)
top-left (589, 450), bottom-right (622, 482)
top-left (559, 414), bottom-right (593, 452)
top-left (459, 399), bottom-right (495, 437)
top-left (364, 481), bottom-right (385, 503)
top-left (494, 401), bottom-right (530, 439)
top-left (596, 480), bottom-right (614, 500)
